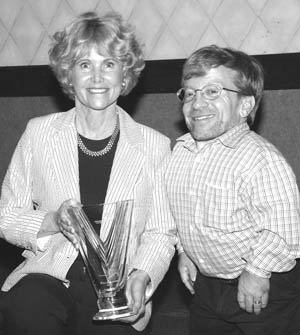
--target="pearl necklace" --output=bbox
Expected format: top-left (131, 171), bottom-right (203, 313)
top-left (77, 116), bottom-right (120, 157)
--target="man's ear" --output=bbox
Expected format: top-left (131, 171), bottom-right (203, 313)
top-left (239, 96), bottom-right (255, 118)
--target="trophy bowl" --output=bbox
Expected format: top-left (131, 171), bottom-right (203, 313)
top-left (68, 200), bottom-right (134, 320)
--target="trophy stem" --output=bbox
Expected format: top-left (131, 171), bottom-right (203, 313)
top-left (93, 304), bottom-right (133, 320)
top-left (94, 286), bottom-right (134, 320)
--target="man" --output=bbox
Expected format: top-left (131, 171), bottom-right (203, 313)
top-left (166, 45), bottom-right (300, 335)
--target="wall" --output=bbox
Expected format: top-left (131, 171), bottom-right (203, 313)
top-left (0, 0), bottom-right (300, 65)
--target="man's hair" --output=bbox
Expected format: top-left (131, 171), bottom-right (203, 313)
top-left (182, 45), bottom-right (264, 125)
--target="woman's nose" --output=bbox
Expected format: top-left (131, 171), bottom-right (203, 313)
top-left (92, 67), bottom-right (103, 83)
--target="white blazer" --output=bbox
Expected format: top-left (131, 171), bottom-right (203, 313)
top-left (0, 106), bottom-right (176, 329)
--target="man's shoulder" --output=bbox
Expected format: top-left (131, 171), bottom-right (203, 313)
top-left (245, 131), bottom-right (284, 157)
top-left (240, 131), bottom-right (290, 168)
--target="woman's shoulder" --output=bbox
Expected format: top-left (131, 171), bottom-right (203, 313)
top-left (118, 107), bottom-right (170, 146)
top-left (139, 123), bottom-right (170, 143)
top-left (26, 110), bottom-right (74, 130)
top-left (27, 111), bottom-right (63, 125)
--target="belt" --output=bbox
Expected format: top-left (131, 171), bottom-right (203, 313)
top-left (213, 277), bottom-right (239, 285)
top-left (200, 273), bottom-right (239, 285)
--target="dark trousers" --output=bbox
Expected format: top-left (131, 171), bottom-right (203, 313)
top-left (189, 262), bottom-right (300, 335)
top-left (0, 258), bottom-right (149, 335)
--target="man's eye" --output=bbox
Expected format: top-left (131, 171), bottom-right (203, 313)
top-left (185, 90), bottom-right (195, 98)
top-left (204, 87), bottom-right (219, 96)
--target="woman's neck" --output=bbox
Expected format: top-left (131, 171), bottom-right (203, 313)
top-left (75, 105), bottom-right (118, 140)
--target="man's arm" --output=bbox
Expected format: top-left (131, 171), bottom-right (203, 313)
top-left (239, 158), bottom-right (300, 313)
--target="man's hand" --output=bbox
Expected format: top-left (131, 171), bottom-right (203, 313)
top-left (237, 269), bottom-right (270, 315)
top-left (178, 252), bottom-right (197, 294)
top-left (121, 269), bottom-right (150, 323)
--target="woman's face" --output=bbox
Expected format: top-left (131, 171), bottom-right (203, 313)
top-left (71, 46), bottom-right (124, 112)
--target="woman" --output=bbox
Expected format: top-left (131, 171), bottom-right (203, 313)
top-left (0, 11), bottom-right (176, 335)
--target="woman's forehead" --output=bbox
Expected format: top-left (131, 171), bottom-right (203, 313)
top-left (75, 42), bottom-right (111, 59)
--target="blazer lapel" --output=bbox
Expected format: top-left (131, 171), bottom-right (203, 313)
top-left (105, 108), bottom-right (145, 203)
top-left (47, 107), bottom-right (144, 204)
top-left (50, 110), bottom-right (80, 201)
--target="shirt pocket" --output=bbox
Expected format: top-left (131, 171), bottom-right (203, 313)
top-left (196, 182), bottom-right (238, 232)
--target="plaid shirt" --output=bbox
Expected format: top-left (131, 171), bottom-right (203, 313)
top-left (166, 123), bottom-right (300, 279)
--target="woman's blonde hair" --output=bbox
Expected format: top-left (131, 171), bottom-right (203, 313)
top-left (49, 11), bottom-right (145, 99)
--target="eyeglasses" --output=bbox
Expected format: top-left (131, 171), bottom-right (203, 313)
top-left (176, 83), bottom-right (241, 103)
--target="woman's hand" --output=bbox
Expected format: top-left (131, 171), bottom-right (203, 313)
top-left (121, 269), bottom-right (151, 324)
top-left (56, 199), bottom-right (82, 250)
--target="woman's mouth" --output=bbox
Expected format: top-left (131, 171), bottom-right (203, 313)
top-left (87, 88), bottom-right (108, 94)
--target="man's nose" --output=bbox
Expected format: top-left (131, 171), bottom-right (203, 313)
top-left (192, 91), bottom-right (208, 108)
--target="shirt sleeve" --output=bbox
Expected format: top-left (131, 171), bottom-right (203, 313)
top-left (243, 158), bottom-right (300, 277)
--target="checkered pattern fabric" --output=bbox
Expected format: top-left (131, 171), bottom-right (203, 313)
top-left (166, 123), bottom-right (300, 279)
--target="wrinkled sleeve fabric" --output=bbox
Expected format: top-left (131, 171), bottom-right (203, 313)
top-left (0, 120), bottom-right (47, 253)
top-left (131, 141), bottom-right (177, 294)
top-left (243, 158), bottom-right (300, 278)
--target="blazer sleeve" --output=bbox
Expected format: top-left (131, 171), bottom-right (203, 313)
top-left (130, 138), bottom-right (177, 294)
top-left (0, 120), bottom-right (47, 252)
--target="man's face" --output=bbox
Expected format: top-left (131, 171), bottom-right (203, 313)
top-left (182, 66), bottom-right (245, 142)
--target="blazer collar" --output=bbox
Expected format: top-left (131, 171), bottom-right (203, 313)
top-left (116, 105), bottom-right (144, 148)
top-left (49, 106), bottom-right (146, 203)
top-left (105, 106), bottom-right (146, 203)
top-left (51, 106), bottom-right (144, 148)
top-left (51, 107), bottom-right (76, 132)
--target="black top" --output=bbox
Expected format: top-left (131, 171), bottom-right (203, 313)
top-left (78, 132), bottom-right (119, 233)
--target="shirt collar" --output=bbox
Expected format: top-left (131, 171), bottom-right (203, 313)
top-left (177, 122), bottom-right (250, 151)
top-left (217, 123), bottom-right (250, 148)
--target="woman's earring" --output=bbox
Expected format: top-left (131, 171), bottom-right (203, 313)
top-left (121, 80), bottom-right (126, 88)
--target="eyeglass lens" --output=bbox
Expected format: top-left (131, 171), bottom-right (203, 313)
top-left (178, 84), bottom-right (222, 102)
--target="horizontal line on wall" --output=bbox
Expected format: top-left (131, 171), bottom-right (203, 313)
top-left (0, 53), bottom-right (300, 98)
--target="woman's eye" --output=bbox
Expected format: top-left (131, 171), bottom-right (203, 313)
top-left (78, 61), bottom-right (90, 70)
top-left (103, 59), bottom-right (118, 71)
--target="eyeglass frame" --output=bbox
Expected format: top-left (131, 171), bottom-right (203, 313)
top-left (176, 83), bottom-right (241, 103)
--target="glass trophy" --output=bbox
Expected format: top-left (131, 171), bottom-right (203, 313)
top-left (68, 200), bottom-right (134, 320)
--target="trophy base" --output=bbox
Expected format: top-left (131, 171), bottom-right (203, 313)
top-left (93, 306), bottom-right (134, 320)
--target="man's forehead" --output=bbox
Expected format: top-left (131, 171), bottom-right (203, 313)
top-left (184, 66), bottom-right (237, 85)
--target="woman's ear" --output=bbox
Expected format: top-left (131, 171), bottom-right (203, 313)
top-left (239, 96), bottom-right (255, 117)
